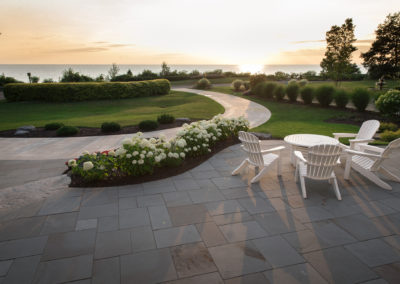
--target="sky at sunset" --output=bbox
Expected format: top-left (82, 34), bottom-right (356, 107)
top-left (0, 0), bottom-right (399, 65)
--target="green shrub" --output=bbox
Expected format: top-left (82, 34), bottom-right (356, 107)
top-left (252, 82), bottom-right (266, 97)
top-left (334, 89), bottom-right (349, 108)
top-left (56, 126), bottom-right (79, 137)
top-left (380, 129), bottom-right (400, 142)
top-left (0, 73), bottom-right (23, 87)
top-left (44, 122), bottom-right (64, 130)
top-left (351, 88), bottom-right (371, 112)
top-left (274, 85), bottom-right (285, 101)
top-left (157, 114), bottom-right (175, 124)
top-left (379, 122), bottom-right (398, 132)
top-left (300, 86), bottom-right (314, 104)
top-left (249, 74), bottom-right (267, 89)
top-left (139, 120), bottom-right (159, 131)
top-left (286, 83), bottom-right (299, 102)
top-left (101, 122), bottom-right (121, 133)
top-left (298, 79), bottom-right (309, 87)
top-left (263, 82), bottom-right (277, 99)
top-left (315, 85), bottom-right (335, 107)
top-left (232, 79), bottom-right (243, 91)
top-left (376, 89), bottom-right (400, 117)
top-left (243, 81), bottom-right (250, 90)
top-left (195, 78), bottom-right (211, 89)
top-left (3, 79), bottom-right (171, 102)
top-left (288, 79), bottom-right (298, 85)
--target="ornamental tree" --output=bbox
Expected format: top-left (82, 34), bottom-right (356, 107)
top-left (361, 12), bottom-right (400, 79)
top-left (320, 18), bottom-right (360, 85)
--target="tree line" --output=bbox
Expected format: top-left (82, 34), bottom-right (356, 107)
top-left (321, 11), bottom-right (400, 84)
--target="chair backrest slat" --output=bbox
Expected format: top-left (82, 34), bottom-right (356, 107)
top-left (371, 137), bottom-right (400, 171)
top-left (239, 131), bottom-right (264, 167)
top-left (306, 144), bottom-right (342, 179)
top-left (356, 120), bottom-right (380, 140)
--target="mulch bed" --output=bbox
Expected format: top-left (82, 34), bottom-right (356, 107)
top-left (68, 136), bottom-right (240, 188)
top-left (0, 120), bottom-right (194, 138)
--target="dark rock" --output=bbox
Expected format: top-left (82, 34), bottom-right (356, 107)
top-left (15, 130), bottom-right (30, 135)
top-left (17, 125), bottom-right (36, 131)
top-left (176, 118), bottom-right (191, 123)
top-left (249, 132), bottom-right (272, 140)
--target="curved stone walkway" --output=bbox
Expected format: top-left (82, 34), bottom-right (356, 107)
top-left (0, 88), bottom-right (270, 160)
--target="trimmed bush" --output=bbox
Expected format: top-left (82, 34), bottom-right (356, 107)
top-left (252, 82), bottom-right (266, 97)
top-left (288, 79), bottom-right (298, 85)
top-left (249, 74), bottom-right (267, 89)
top-left (286, 83), bottom-right (299, 102)
top-left (232, 79), bottom-right (243, 91)
top-left (44, 122), bottom-right (64, 131)
top-left (300, 86), bottom-right (314, 104)
top-left (195, 78), bottom-right (211, 89)
top-left (334, 89), bottom-right (349, 108)
top-left (101, 122), bottom-right (121, 133)
top-left (380, 129), bottom-right (400, 142)
top-left (3, 79), bottom-right (171, 102)
top-left (274, 85), bottom-right (285, 101)
top-left (379, 122), bottom-right (398, 132)
top-left (157, 114), bottom-right (175, 124)
top-left (298, 79), bottom-right (309, 87)
top-left (56, 126), bottom-right (79, 137)
top-left (243, 81), bottom-right (250, 90)
top-left (239, 85), bottom-right (246, 91)
top-left (351, 88), bottom-right (371, 112)
top-left (315, 85), bottom-right (335, 107)
top-left (139, 120), bottom-right (159, 131)
top-left (376, 89), bottom-right (400, 117)
top-left (263, 82), bottom-right (277, 99)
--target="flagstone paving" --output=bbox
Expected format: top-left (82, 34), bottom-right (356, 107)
top-left (0, 141), bottom-right (400, 283)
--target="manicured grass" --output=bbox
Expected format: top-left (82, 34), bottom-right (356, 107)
top-left (211, 86), bottom-right (360, 138)
top-left (0, 91), bottom-right (224, 131)
top-left (308, 80), bottom-right (400, 91)
top-left (170, 76), bottom-right (249, 87)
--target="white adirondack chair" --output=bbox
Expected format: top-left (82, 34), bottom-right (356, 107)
top-left (344, 138), bottom-right (400, 190)
top-left (333, 120), bottom-right (380, 150)
top-left (294, 144), bottom-right (342, 200)
top-left (232, 131), bottom-right (285, 183)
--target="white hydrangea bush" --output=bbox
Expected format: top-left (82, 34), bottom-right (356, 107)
top-left (69, 115), bottom-right (249, 181)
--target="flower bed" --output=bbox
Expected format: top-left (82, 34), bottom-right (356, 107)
top-left (67, 115), bottom-right (249, 187)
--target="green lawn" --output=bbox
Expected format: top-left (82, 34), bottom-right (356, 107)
top-left (211, 86), bottom-right (362, 139)
top-left (0, 91), bottom-right (224, 131)
top-left (170, 76), bottom-right (249, 87)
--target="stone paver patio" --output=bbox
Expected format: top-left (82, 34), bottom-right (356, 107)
top-left (0, 140), bottom-right (400, 283)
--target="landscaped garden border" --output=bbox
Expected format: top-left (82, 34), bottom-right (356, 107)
top-left (66, 115), bottom-right (249, 187)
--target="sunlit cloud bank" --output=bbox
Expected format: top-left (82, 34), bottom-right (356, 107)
top-left (0, 0), bottom-right (399, 64)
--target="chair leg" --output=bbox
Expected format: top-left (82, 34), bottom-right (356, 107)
top-left (344, 158), bottom-right (352, 180)
top-left (332, 176), bottom-right (342, 201)
top-left (251, 166), bottom-right (270, 183)
top-left (277, 157), bottom-right (282, 176)
top-left (232, 159), bottom-right (249, 176)
top-left (380, 166), bottom-right (400, 182)
top-left (300, 176), bottom-right (307, 199)
top-left (295, 163), bottom-right (299, 182)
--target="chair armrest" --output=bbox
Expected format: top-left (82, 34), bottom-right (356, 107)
top-left (345, 149), bottom-right (381, 159)
top-left (261, 146), bottom-right (285, 154)
top-left (333, 133), bottom-right (357, 139)
top-left (358, 144), bottom-right (385, 154)
top-left (349, 139), bottom-right (374, 149)
top-left (294, 151), bottom-right (307, 163)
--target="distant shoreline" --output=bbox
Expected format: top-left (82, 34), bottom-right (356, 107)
top-left (0, 64), bottom-right (367, 82)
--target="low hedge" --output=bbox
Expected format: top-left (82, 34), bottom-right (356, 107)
top-left (4, 79), bottom-right (171, 102)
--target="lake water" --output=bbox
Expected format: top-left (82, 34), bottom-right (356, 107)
top-left (0, 64), bottom-right (366, 82)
